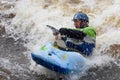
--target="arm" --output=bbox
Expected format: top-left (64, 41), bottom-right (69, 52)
top-left (59, 28), bottom-right (86, 40)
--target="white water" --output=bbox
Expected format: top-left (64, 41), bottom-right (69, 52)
top-left (3, 0), bottom-right (120, 79)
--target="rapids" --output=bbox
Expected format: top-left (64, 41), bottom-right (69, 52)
top-left (0, 0), bottom-right (120, 80)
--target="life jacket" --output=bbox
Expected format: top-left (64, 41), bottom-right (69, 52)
top-left (66, 26), bottom-right (96, 44)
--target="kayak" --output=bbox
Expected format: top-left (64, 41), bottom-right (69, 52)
top-left (31, 42), bottom-right (86, 74)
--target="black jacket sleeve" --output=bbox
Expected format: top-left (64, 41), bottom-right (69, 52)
top-left (59, 28), bottom-right (86, 40)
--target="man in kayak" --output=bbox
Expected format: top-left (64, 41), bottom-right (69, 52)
top-left (53, 12), bottom-right (96, 56)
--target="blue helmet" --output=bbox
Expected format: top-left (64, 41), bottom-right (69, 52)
top-left (73, 12), bottom-right (89, 22)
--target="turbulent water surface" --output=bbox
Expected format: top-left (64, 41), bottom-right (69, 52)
top-left (0, 0), bottom-right (120, 80)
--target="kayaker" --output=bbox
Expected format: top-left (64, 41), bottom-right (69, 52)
top-left (53, 12), bottom-right (96, 56)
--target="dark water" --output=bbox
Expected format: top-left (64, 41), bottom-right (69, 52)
top-left (80, 64), bottom-right (120, 80)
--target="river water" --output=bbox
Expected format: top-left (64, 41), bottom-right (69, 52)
top-left (0, 0), bottom-right (120, 80)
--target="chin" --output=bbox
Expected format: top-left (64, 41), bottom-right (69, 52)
top-left (75, 26), bottom-right (80, 28)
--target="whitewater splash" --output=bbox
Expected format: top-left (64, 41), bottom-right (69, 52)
top-left (2, 0), bottom-right (120, 79)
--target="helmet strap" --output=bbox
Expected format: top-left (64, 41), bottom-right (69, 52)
top-left (80, 20), bottom-right (88, 28)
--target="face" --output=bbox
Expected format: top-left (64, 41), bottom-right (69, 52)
top-left (73, 20), bottom-right (81, 28)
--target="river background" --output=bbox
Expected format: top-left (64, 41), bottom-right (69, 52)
top-left (0, 0), bottom-right (120, 80)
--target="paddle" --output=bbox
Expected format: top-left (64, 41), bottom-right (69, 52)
top-left (46, 25), bottom-right (67, 48)
top-left (46, 25), bottom-right (59, 34)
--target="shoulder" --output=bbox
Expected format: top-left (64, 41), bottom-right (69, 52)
top-left (82, 26), bottom-right (96, 38)
top-left (83, 26), bottom-right (96, 33)
top-left (84, 26), bottom-right (95, 31)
